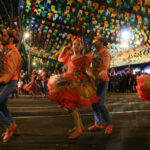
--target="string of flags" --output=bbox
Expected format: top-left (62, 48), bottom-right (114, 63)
top-left (1, 0), bottom-right (149, 67)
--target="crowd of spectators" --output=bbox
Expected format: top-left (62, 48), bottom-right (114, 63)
top-left (11, 67), bottom-right (149, 98)
top-left (108, 69), bottom-right (148, 93)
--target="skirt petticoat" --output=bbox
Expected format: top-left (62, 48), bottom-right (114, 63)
top-left (47, 74), bottom-right (99, 110)
top-left (23, 81), bottom-right (40, 93)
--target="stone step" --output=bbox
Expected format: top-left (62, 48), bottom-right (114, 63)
top-left (8, 102), bottom-right (150, 117)
top-left (7, 93), bottom-right (149, 117)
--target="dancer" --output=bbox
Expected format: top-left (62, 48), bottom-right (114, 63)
top-left (87, 35), bottom-right (113, 134)
top-left (0, 29), bottom-right (22, 142)
top-left (41, 68), bottom-right (47, 98)
top-left (136, 75), bottom-right (150, 101)
top-left (47, 38), bottom-right (99, 139)
top-left (23, 69), bottom-right (40, 98)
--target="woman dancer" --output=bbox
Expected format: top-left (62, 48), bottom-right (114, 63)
top-left (47, 38), bottom-right (99, 139)
top-left (23, 69), bottom-right (40, 98)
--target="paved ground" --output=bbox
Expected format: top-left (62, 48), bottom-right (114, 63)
top-left (0, 93), bottom-right (150, 150)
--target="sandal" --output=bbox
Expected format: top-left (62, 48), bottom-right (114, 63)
top-left (68, 126), bottom-right (84, 133)
top-left (68, 128), bottom-right (83, 139)
top-left (105, 124), bottom-right (113, 134)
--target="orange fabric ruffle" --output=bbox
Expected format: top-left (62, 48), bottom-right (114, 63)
top-left (136, 75), bottom-right (150, 101)
top-left (47, 74), bottom-right (99, 110)
top-left (47, 54), bottom-right (99, 110)
top-left (23, 81), bottom-right (40, 93)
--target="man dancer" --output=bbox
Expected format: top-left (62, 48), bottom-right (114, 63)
top-left (0, 29), bottom-right (22, 142)
top-left (88, 35), bottom-right (113, 134)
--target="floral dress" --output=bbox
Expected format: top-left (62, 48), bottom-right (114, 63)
top-left (23, 74), bottom-right (40, 93)
top-left (47, 53), bottom-right (99, 110)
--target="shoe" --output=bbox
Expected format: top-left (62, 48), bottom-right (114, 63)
top-left (2, 127), bottom-right (20, 137)
top-left (3, 124), bottom-right (16, 143)
top-left (68, 126), bottom-right (84, 133)
top-left (68, 129), bottom-right (83, 139)
top-left (88, 124), bottom-right (103, 131)
top-left (105, 124), bottom-right (113, 134)
top-left (13, 128), bottom-right (20, 136)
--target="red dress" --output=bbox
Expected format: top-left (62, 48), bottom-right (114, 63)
top-left (136, 75), bottom-right (150, 101)
top-left (23, 74), bottom-right (40, 93)
top-left (47, 53), bottom-right (99, 110)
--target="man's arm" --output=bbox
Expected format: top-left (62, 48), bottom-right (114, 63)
top-left (98, 53), bottom-right (111, 81)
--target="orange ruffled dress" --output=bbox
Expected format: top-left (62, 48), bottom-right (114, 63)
top-left (23, 74), bottom-right (40, 93)
top-left (47, 53), bottom-right (99, 110)
top-left (136, 75), bottom-right (150, 101)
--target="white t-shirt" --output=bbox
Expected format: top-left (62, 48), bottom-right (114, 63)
top-left (18, 81), bottom-right (23, 88)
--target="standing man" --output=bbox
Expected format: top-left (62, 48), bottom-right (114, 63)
top-left (0, 29), bottom-right (22, 142)
top-left (88, 35), bottom-right (113, 134)
top-left (41, 68), bottom-right (47, 98)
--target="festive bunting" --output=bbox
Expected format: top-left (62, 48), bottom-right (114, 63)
top-left (15, 0), bottom-right (149, 67)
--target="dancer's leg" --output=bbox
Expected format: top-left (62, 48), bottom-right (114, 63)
top-left (68, 109), bottom-right (83, 139)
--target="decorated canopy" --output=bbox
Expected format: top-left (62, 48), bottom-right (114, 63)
top-left (0, 0), bottom-right (150, 67)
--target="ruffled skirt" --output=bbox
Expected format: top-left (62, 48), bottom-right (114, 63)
top-left (136, 75), bottom-right (150, 101)
top-left (23, 81), bottom-right (40, 93)
top-left (47, 74), bottom-right (99, 110)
